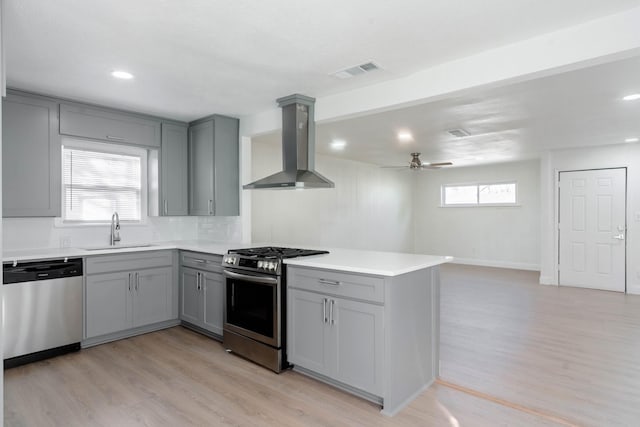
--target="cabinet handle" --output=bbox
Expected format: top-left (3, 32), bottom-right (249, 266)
top-left (128, 273), bottom-right (132, 291)
top-left (319, 279), bottom-right (341, 286)
top-left (192, 259), bottom-right (205, 264)
top-left (164, 199), bottom-right (168, 215)
top-left (323, 298), bottom-right (328, 323)
top-left (196, 272), bottom-right (200, 290)
top-left (208, 199), bottom-right (213, 215)
top-left (135, 272), bottom-right (139, 291)
top-left (330, 299), bottom-right (335, 325)
top-left (106, 135), bottom-right (125, 141)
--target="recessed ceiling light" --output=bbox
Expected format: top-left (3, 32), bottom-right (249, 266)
top-left (397, 132), bottom-right (413, 142)
top-left (330, 140), bottom-right (346, 150)
top-left (625, 137), bottom-right (639, 143)
top-left (111, 70), bottom-right (134, 80)
top-left (623, 93), bottom-right (640, 101)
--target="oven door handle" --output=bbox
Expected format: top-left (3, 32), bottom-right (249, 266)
top-left (223, 270), bottom-right (278, 285)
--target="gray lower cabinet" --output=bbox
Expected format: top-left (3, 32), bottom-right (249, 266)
top-left (2, 91), bottom-right (61, 217)
top-left (188, 115), bottom-right (239, 216)
top-left (160, 122), bottom-right (188, 215)
top-left (288, 264), bottom-right (441, 415)
top-left (288, 288), bottom-right (384, 396)
top-left (85, 251), bottom-right (177, 343)
top-left (59, 102), bottom-right (161, 147)
top-left (179, 251), bottom-right (224, 336)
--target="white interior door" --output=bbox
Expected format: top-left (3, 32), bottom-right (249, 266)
top-left (559, 168), bottom-right (626, 292)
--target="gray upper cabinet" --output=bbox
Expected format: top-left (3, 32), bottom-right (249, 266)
top-left (188, 115), bottom-right (239, 216)
top-left (2, 91), bottom-right (61, 217)
top-left (160, 122), bottom-right (188, 216)
top-left (59, 103), bottom-right (161, 147)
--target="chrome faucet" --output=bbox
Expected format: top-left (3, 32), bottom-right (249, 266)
top-left (110, 212), bottom-right (121, 245)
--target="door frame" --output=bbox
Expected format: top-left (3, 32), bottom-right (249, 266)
top-left (555, 167), bottom-right (627, 291)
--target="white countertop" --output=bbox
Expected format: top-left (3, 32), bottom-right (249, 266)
top-left (3, 242), bottom-right (451, 276)
top-left (284, 248), bottom-right (452, 276)
top-left (1, 240), bottom-right (244, 263)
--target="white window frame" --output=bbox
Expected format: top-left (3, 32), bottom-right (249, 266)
top-left (441, 181), bottom-right (519, 207)
top-left (56, 138), bottom-right (149, 226)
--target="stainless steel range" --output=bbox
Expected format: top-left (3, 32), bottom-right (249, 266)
top-left (222, 246), bottom-right (328, 372)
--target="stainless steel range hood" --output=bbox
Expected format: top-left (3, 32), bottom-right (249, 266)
top-left (243, 94), bottom-right (334, 189)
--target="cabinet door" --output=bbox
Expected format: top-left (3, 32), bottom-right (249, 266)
top-left (202, 270), bottom-right (224, 335)
top-left (212, 115), bottom-right (239, 216)
top-left (180, 267), bottom-right (203, 326)
top-left (2, 92), bottom-right (60, 217)
top-left (59, 103), bottom-right (161, 147)
top-left (86, 272), bottom-right (133, 338)
top-left (160, 123), bottom-right (188, 216)
top-left (188, 120), bottom-right (214, 215)
top-left (133, 267), bottom-right (174, 328)
top-left (331, 298), bottom-right (384, 396)
top-left (287, 289), bottom-right (331, 376)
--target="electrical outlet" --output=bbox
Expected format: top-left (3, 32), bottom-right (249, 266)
top-left (60, 236), bottom-right (71, 248)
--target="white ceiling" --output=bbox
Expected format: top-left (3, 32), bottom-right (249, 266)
top-left (5, 0), bottom-right (640, 121)
top-left (254, 54), bottom-right (640, 167)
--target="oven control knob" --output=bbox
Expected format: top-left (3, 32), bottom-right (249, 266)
top-left (258, 261), bottom-right (263, 268)
top-left (270, 262), bottom-right (277, 271)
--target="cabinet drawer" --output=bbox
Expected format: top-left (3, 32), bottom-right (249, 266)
top-left (60, 103), bottom-right (161, 147)
top-left (86, 250), bottom-right (173, 274)
top-left (180, 251), bottom-right (222, 273)
top-left (288, 267), bottom-right (384, 304)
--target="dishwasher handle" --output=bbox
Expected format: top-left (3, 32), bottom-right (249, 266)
top-left (3, 258), bottom-right (84, 284)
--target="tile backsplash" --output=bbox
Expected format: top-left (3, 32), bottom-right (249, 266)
top-left (2, 215), bottom-right (244, 250)
top-left (197, 216), bottom-right (243, 242)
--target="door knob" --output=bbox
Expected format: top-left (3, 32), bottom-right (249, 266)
top-left (613, 234), bottom-right (625, 240)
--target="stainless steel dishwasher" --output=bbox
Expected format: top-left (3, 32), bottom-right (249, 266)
top-left (3, 258), bottom-right (83, 368)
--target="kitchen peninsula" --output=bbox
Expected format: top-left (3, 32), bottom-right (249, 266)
top-left (2, 242), bottom-right (450, 416)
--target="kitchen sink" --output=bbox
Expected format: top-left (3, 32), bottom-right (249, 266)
top-left (82, 243), bottom-right (155, 251)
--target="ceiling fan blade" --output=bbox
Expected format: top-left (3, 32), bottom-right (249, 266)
top-left (428, 162), bottom-right (453, 167)
top-left (380, 165), bottom-right (408, 169)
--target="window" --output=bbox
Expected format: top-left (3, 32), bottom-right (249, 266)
top-left (442, 182), bottom-right (517, 206)
top-left (62, 140), bottom-right (147, 222)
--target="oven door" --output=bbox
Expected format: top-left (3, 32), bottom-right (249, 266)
top-left (223, 269), bottom-right (280, 348)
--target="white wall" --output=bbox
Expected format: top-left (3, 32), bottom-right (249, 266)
top-left (250, 142), bottom-right (414, 252)
top-left (413, 159), bottom-right (540, 270)
top-left (540, 143), bottom-right (640, 294)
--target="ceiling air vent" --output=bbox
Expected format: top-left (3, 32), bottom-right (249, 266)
top-left (447, 128), bottom-right (471, 138)
top-left (331, 62), bottom-right (380, 79)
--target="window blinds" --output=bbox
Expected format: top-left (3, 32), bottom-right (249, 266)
top-left (63, 147), bottom-right (142, 221)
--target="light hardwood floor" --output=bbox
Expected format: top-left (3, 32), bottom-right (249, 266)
top-left (5, 326), bottom-right (561, 426)
top-left (6, 264), bottom-right (639, 426)
top-left (439, 264), bottom-right (640, 427)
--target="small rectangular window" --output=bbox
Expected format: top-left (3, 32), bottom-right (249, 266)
top-left (478, 183), bottom-right (516, 204)
top-left (62, 140), bottom-right (147, 222)
top-left (443, 185), bottom-right (478, 205)
top-left (442, 182), bottom-right (517, 206)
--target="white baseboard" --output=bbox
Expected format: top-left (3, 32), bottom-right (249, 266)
top-left (626, 284), bottom-right (640, 295)
top-left (450, 257), bottom-right (539, 271)
top-left (539, 275), bottom-right (558, 286)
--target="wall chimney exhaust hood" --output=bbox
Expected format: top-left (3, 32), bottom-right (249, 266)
top-left (243, 94), bottom-right (334, 189)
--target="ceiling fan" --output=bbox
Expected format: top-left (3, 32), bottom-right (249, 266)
top-left (381, 153), bottom-right (453, 170)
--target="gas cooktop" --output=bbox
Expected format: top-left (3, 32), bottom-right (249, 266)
top-left (228, 246), bottom-right (329, 259)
